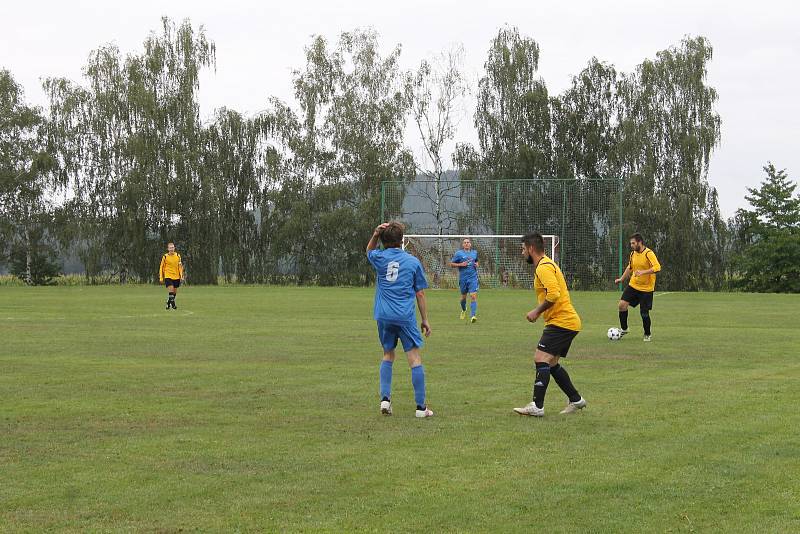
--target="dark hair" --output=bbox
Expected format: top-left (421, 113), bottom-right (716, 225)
top-left (522, 232), bottom-right (545, 253)
top-left (380, 222), bottom-right (405, 248)
top-left (629, 233), bottom-right (644, 244)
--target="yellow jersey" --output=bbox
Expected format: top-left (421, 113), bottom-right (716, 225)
top-left (628, 247), bottom-right (661, 292)
top-left (534, 256), bottom-right (582, 332)
top-left (159, 252), bottom-right (183, 282)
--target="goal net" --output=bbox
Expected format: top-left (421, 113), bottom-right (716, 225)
top-left (402, 234), bottom-right (559, 289)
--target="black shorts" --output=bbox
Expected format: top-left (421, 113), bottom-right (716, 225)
top-left (536, 325), bottom-right (579, 358)
top-left (621, 286), bottom-right (653, 310)
top-left (164, 278), bottom-right (181, 288)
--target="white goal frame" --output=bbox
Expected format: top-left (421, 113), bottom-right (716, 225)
top-left (402, 234), bottom-right (559, 262)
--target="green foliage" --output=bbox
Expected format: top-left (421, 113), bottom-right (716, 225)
top-left (455, 29), bottom-right (725, 290)
top-left (732, 164), bottom-right (800, 292)
top-left (45, 17), bottom-right (216, 283)
top-left (0, 69), bottom-right (61, 282)
top-left (8, 226), bottom-right (61, 285)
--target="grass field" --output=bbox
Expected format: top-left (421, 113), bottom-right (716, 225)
top-left (2, 286), bottom-right (799, 532)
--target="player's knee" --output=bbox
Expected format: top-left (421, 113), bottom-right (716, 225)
top-left (534, 350), bottom-right (557, 366)
top-left (470, 294), bottom-right (477, 302)
top-left (383, 351), bottom-right (396, 362)
top-left (618, 300), bottom-right (628, 311)
top-left (640, 309), bottom-right (650, 319)
top-left (406, 349), bottom-right (422, 367)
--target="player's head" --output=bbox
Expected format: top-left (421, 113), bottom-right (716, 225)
top-left (521, 232), bottom-right (545, 264)
top-left (462, 238), bottom-right (472, 251)
top-left (167, 242), bottom-right (175, 253)
top-left (380, 222), bottom-right (405, 249)
top-left (629, 233), bottom-right (644, 252)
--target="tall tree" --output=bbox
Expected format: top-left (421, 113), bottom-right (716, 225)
top-left (45, 17), bottom-right (216, 283)
top-left (410, 44), bottom-right (469, 235)
top-left (269, 29), bottom-right (414, 285)
top-left (615, 36), bottom-right (723, 290)
top-left (732, 163), bottom-right (800, 292)
top-left (0, 69), bottom-right (61, 285)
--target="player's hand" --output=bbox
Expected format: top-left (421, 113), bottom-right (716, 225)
top-left (421, 321), bottom-right (431, 337)
top-left (614, 277), bottom-right (622, 284)
top-left (526, 309), bottom-right (539, 323)
top-left (374, 222), bottom-right (389, 235)
top-left (634, 270), bottom-right (643, 277)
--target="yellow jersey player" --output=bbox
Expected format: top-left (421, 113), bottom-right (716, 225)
top-left (514, 232), bottom-right (587, 417)
top-left (614, 233), bottom-right (662, 341)
top-left (159, 242), bottom-right (184, 310)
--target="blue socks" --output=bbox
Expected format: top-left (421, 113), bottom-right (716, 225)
top-left (411, 365), bottom-right (426, 408)
top-left (460, 300), bottom-right (466, 311)
top-left (381, 360), bottom-right (426, 409)
top-left (379, 360), bottom-right (393, 400)
top-left (470, 301), bottom-right (477, 317)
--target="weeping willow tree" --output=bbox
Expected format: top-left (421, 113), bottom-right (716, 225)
top-left (45, 17), bottom-right (216, 283)
top-left (0, 69), bottom-right (61, 284)
top-left (266, 29), bottom-right (415, 285)
top-left (615, 37), bottom-right (724, 290)
top-left (455, 27), bottom-right (724, 290)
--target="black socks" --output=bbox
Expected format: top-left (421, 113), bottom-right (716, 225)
top-left (532, 362), bottom-right (551, 409)
top-left (551, 364), bottom-right (581, 403)
top-left (641, 310), bottom-right (651, 336)
top-left (619, 310), bottom-right (628, 330)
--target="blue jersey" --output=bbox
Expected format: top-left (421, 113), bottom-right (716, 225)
top-left (451, 249), bottom-right (479, 282)
top-left (368, 248), bottom-right (428, 324)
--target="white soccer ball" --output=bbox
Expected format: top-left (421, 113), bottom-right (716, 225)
top-left (607, 327), bottom-right (622, 341)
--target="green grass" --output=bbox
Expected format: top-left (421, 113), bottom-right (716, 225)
top-left (1, 286), bottom-right (799, 532)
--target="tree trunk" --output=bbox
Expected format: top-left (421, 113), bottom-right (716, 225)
top-left (24, 225), bottom-right (33, 285)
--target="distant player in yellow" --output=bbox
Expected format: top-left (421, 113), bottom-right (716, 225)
top-left (514, 232), bottom-right (587, 417)
top-left (159, 242), bottom-right (184, 310)
top-left (614, 233), bottom-right (662, 341)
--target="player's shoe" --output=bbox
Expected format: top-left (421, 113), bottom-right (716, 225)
top-left (619, 329), bottom-right (629, 337)
top-left (513, 402), bottom-right (544, 417)
top-left (165, 301), bottom-right (171, 310)
top-left (643, 335), bottom-right (651, 342)
top-left (415, 406), bottom-right (434, 418)
top-left (380, 400), bottom-right (392, 416)
top-left (560, 397), bottom-right (587, 414)
top-left (470, 315), bottom-right (477, 323)
top-left (460, 310), bottom-right (466, 320)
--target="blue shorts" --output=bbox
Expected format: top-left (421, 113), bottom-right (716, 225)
top-left (377, 321), bottom-right (424, 352)
top-left (459, 278), bottom-right (479, 295)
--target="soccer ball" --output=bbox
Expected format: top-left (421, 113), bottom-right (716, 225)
top-left (607, 327), bottom-right (622, 341)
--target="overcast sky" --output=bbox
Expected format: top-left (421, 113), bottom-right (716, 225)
top-left (2, 0), bottom-right (798, 217)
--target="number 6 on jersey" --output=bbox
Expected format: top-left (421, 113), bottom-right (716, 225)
top-left (386, 261), bottom-right (400, 282)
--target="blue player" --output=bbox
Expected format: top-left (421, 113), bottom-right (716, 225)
top-left (367, 221), bottom-right (434, 418)
top-left (449, 238), bottom-right (479, 323)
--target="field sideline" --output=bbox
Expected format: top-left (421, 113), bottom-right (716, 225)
top-left (2, 286), bottom-right (799, 531)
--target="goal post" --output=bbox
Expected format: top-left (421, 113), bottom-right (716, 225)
top-left (402, 234), bottom-right (559, 289)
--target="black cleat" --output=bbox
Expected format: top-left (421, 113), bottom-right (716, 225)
top-left (166, 302), bottom-right (171, 310)
top-left (171, 301), bottom-right (177, 310)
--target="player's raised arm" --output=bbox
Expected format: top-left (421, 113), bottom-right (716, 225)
top-left (367, 222), bottom-right (390, 252)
